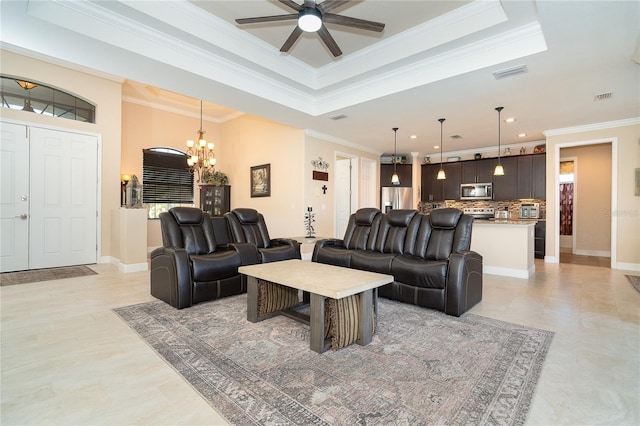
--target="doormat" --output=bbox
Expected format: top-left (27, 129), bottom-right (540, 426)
top-left (626, 275), bottom-right (640, 294)
top-left (0, 265), bottom-right (97, 286)
top-left (114, 294), bottom-right (554, 425)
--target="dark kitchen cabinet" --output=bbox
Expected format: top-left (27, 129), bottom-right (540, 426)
top-left (381, 164), bottom-right (412, 187)
top-left (532, 154), bottom-right (546, 199)
top-left (517, 154), bottom-right (546, 199)
top-left (461, 158), bottom-right (495, 184)
top-left (493, 156), bottom-right (518, 200)
top-left (517, 156), bottom-right (533, 199)
top-left (534, 220), bottom-right (546, 259)
top-left (442, 162), bottom-right (461, 200)
top-left (200, 185), bottom-right (231, 217)
top-left (421, 163), bottom-right (443, 201)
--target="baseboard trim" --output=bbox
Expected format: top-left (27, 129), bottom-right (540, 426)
top-left (613, 262), bottom-right (640, 272)
top-left (118, 262), bottom-right (148, 273)
top-left (483, 265), bottom-right (534, 279)
top-left (573, 249), bottom-right (611, 257)
top-left (545, 255), bottom-right (559, 263)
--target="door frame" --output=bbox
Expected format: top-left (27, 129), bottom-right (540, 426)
top-left (553, 138), bottom-right (616, 266)
top-left (1, 118), bottom-right (102, 267)
top-left (334, 151), bottom-right (359, 238)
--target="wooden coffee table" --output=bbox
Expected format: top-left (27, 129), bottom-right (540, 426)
top-left (238, 259), bottom-right (393, 353)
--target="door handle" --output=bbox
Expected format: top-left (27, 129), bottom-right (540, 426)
top-left (15, 214), bottom-right (28, 220)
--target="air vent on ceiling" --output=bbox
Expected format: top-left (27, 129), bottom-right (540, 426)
top-left (594, 92), bottom-right (613, 101)
top-left (450, 135), bottom-right (462, 139)
top-left (330, 114), bottom-right (348, 120)
top-left (493, 64), bottom-right (528, 80)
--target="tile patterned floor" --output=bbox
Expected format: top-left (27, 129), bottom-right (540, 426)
top-left (1, 260), bottom-right (639, 425)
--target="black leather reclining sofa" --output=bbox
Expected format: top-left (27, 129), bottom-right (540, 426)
top-left (150, 207), bottom-right (300, 309)
top-left (312, 208), bottom-right (482, 316)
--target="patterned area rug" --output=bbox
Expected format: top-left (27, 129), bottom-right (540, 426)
top-left (0, 265), bottom-right (97, 286)
top-left (114, 295), bottom-right (553, 426)
top-left (626, 275), bottom-right (640, 293)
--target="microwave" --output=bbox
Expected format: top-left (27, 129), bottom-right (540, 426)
top-left (460, 183), bottom-right (493, 200)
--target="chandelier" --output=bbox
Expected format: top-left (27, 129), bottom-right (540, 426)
top-left (186, 100), bottom-right (216, 182)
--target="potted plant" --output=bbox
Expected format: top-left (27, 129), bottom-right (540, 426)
top-left (202, 169), bottom-right (229, 186)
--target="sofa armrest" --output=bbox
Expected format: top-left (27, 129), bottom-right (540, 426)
top-left (229, 242), bottom-right (261, 266)
top-left (150, 247), bottom-right (193, 309)
top-left (311, 238), bottom-right (344, 262)
top-left (445, 251), bottom-right (483, 316)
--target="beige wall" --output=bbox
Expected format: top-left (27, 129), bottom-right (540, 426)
top-left (220, 115), bottom-right (306, 238)
top-left (121, 101), bottom-right (222, 248)
top-left (1, 50), bottom-right (122, 259)
top-left (546, 122), bottom-right (640, 269)
top-left (560, 144), bottom-right (612, 255)
top-left (304, 134), bottom-right (380, 238)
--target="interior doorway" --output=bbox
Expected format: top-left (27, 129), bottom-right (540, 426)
top-left (334, 153), bottom-right (359, 238)
top-left (556, 141), bottom-right (613, 268)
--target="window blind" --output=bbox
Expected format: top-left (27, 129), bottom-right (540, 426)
top-left (142, 149), bottom-right (193, 204)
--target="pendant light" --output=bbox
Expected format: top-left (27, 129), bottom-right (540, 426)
top-left (494, 106), bottom-right (505, 176)
top-left (437, 118), bottom-right (446, 180)
top-left (391, 127), bottom-right (400, 185)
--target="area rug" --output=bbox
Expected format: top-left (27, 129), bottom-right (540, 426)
top-left (626, 275), bottom-right (640, 294)
top-left (114, 295), bottom-right (553, 426)
top-left (0, 265), bottom-right (97, 286)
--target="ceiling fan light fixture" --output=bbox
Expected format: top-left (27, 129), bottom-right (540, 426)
top-left (298, 8), bottom-right (322, 32)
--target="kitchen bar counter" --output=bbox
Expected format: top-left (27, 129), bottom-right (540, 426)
top-left (471, 220), bottom-right (535, 278)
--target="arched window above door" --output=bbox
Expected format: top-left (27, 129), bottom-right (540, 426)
top-left (0, 75), bottom-right (95, 123)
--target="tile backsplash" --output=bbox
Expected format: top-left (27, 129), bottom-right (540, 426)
top-left (418, 199), bottom-right (547, 220)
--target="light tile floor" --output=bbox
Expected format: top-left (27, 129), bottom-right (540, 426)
top-left (1, 260), bottom-right (639, 425)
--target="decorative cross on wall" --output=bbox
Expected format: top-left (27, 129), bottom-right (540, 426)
top-left (322, 185), bottom-right (328, 194)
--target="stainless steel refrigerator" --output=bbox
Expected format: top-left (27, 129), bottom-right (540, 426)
top-left (380, 187), bottom-right (413, 213)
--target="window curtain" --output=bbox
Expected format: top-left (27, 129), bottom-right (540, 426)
top-left (559, 183), bottom-right (573, 235)
top-left (142, 149), bottom-right (194, 204)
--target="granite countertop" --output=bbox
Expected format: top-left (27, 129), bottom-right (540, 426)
top-left (474, 219), bottom-right (538, 225)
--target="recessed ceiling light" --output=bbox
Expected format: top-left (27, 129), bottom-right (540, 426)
top-left (450, 135), bottom-right (462, 139)
top-left (504, 117), bottom-right (516, 123)
top-left (518, 133), bottom-right (526, 137)
top-left (433, 145), bottom-right (439, 149)
top-left (409, 135), bottom-right (417, 139)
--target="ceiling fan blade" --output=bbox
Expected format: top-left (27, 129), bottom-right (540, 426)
top-left (323, 13), bottom-right (385, 32)
top-left (317, 25), bottom-right (342, 57)
top-left (279, 0), bottom-right (303, 11)
top-left (280, 26), bottom-right (303, 53)
top-left (317, 0), bottom-right (350, 14)
top-left (236, 14), bottom-right (298, 25)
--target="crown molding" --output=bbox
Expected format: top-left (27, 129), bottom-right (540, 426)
top-left (544, 117), bottom-right (640, 136)
top-left (122, 96), bottom-right (244, 124)
top-left (305, 129), bottom-right (382, 156)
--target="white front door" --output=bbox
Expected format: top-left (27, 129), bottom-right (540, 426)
top-left (29, 127), bottom-right (98, 269)
top-left (0, 123), bottom-right (30, 272)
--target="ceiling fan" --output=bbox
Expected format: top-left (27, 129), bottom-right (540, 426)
top-left (235, 0), bottom-right (385, 57)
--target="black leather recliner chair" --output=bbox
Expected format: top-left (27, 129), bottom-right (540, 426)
top-left (150, 207), bottom-right (259, 309)
top-left (225, 208), bottom-right (301, 263)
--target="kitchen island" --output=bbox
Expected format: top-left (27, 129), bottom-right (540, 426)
top-left (471, 220), bottom-right (536, 279)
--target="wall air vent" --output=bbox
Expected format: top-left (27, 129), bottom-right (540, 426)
top-left (330, 114), bottom-right (348, 120)
top-left (492, 64), bottom-right (528, 80)
top-left (593, 92), bottom-right (613, 101)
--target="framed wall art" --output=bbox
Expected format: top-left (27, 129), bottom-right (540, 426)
top-left (250, 163), bottom-right (271, 197)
